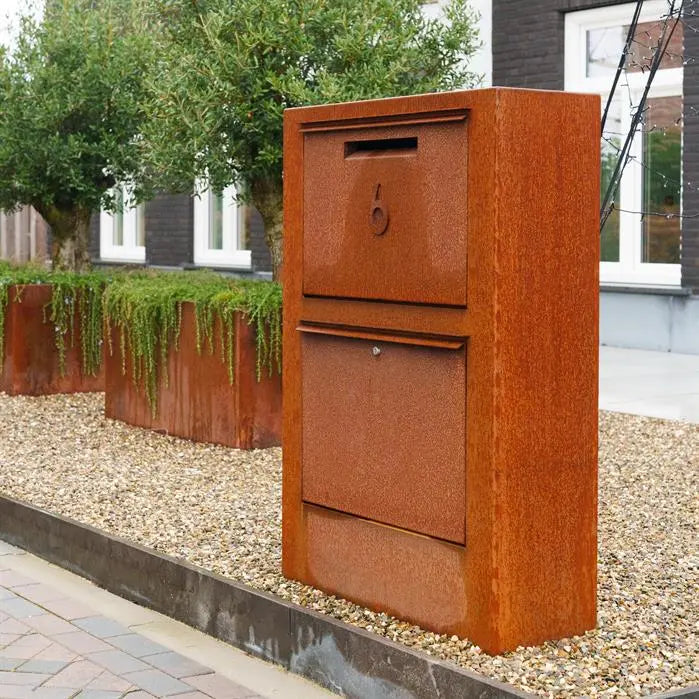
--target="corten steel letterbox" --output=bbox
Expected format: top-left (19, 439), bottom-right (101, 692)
top-left (282, 88), bottom-right (600, 655)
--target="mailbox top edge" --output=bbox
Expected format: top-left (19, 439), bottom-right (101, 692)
top-left (282, 87), bottom-right (600, 126)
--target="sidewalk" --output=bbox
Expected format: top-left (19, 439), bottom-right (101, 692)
top-left (0, 542), bottom-right (331, 699)
top-left (599, 345), bottom-right (699, 422)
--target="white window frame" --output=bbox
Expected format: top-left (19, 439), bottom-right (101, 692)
top-left (193, 185), bottom-right (251, 268)
top-left (565, 1), bottom-right (682, 287)
top-left (100, 188), bottom-right (146, 263)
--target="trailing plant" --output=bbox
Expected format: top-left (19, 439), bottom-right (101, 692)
top-left (0, 263), bottom-right (108, 377)
top-left (102, 271), bottom-right (282, 415)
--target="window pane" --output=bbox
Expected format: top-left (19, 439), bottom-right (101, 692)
top-left (642, 95), bottom-right (682, 264)
top-left (136, 204), bottom-right (146, 248)
top-left (114, 189), bottom-right (124, 246)
top-left (587, 19), bottom-right (683, 78)
top-left (600, 103), bottom-right (621, 262)
top-left (209, 193), bottom-right (223, 250)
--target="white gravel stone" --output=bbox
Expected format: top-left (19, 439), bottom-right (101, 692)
top-left (0, 392), bottom-right (696, 698)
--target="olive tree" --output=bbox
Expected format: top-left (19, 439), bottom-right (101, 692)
top-left (148, 0), bottom-right (481, 278)
top-left (0, 0), bottom-right (156, 270)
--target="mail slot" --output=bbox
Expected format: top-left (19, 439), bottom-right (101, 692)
top-left (303, 117), bottom-right (468, 306)
top-left (283, 89), bottom-right (600, 655)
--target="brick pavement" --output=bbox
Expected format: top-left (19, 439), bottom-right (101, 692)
top-left (0, 541), bottom-right (264, 699)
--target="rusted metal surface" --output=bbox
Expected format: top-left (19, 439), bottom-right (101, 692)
top-left (303, 118), bottom-right (468, 306)
top-left (105, 303), bottom-right (281, 449)
top-left (303, 503), bottom-right (467, 632)
top-left (283, 88), bottom-right (599, 654)
top-left (301, 330), bottom-right (466, 544)
top-left (0, 284), bottom-right (104, 396)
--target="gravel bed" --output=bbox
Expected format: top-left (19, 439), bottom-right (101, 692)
top-left (0, 392), bottom-right (696, 698)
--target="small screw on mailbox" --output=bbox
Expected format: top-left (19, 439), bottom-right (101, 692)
top-left (372, 346), bottom-right (381, 356)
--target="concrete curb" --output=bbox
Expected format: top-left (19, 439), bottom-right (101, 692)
top-left (0, 494), bottom-right (696, 699)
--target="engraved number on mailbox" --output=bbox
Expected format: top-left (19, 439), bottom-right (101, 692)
top-left (370, 184), bottom-right (389, 236)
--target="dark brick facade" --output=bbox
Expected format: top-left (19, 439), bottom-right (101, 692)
top-left (145, 193), bottom-right (194, 267)
top-left (90, 193), bottom-right (273, 274)
top-left (493, 0), bottom-right (699, 292)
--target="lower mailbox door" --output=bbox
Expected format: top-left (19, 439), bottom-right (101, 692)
top-left (301, 329), bottom-right (466, 544)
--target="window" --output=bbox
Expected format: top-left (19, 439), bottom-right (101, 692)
top-left (565, 1), bottom-right (683, 286)
top-left (193, 185), bottom-right (251, 268)
top-left (100, 188), bottom-right (146, 263)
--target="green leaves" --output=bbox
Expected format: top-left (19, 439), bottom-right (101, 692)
top-left (145, 0), bottom-right (481, 196)
top-left (102, 271), bottom-right (282, 415)
top-left (0, 0), bottom-right (158, 219)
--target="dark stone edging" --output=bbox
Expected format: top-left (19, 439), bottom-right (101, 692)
top-left (0, 494), bottom-right (696, 699)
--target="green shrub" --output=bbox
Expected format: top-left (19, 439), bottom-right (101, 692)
top-left (103, 271), bottom-right (282, 415)
top-left (0, 264), bottom-right (108, 376)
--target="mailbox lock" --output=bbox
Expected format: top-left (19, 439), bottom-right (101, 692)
top-left (372, 346), bottom-right (381, 357)
top-left (370, 184), bottom-right (389, 236)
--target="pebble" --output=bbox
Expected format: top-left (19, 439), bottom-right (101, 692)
top-left (0, 392), bottom-right (696, 698)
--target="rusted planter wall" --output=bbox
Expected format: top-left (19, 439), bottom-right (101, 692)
top-left (0, 284), bottom-right (105, 396)
top-left (104, 303), bottom-right (281, 449)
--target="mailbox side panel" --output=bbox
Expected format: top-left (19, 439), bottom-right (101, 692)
top-left (486, 90), bottom-right (600, 652)
top-left (282, 109), bottom-right (307, 580)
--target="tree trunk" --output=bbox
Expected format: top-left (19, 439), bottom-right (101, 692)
top-left (36, 205), bottom-right (92, 272)
top-left (250, 177), bottom-right (284, 282)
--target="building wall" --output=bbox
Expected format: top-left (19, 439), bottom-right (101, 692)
top-left (90, 193), bottom-right (273, 273)
top-left (492, 0), bottom-right (699, 292)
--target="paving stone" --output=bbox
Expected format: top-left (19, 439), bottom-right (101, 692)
top-left (74, 617), bottom-right (131, 640)
top-left (0, 597), bottom-right (45, 619)
top-left (0, 618), bottom-right (31, 635)
top-left (18, 658), bottom-right (71, 674)
top-left (0, 572), bottom-right (36, 588)
top-left (13, 583), bottom-right (70, 605)
top-left (53, 632), bottom-right (112, 655)
top-left (0, 543), bottom-right (24, 556)
top-left (0, 633), bottom-right (21, 647)
top-left (144, 652), bottom-right (211, 680)
top-left (39, 599), bottom-right (95, 621)
top-left (74, 691), bottom-right (123, 699)
top-left (123, 668), bottom-right (193, 696)
top-left (86, 669), bottom-right (133, 692)
top-left (122, 693), bottom-right (155, 698)
top-left (44, 659), bottom-right (104, 689)
top-left (0, 669), bottom-right (49, 685)
top-left (0, 656), bottom-right (23, 670)
top-left (1, 634), bottom-right (51, 660)
top-left (25, 615), bottom-right (77, 636)
top-left (169, 694), bottom-right (211, 699)
top-left (183, 673), bottom-right (256, 699)
top-left (31, 643), bottom-right (78, 663)
top-left (86, 649), bottom-right (149, 675)
top-left (0, 588), bottom-right (18, 601)
top-left (108, 635), bottom-right (169, 659)
top-left (31, 689), bottom-right (78, 699)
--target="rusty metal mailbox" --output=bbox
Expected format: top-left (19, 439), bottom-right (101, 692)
top-left (282, 88), bottom-right (600, 655)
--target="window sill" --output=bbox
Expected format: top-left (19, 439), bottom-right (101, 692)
top-left (600, 283), bottom-right (692, 297)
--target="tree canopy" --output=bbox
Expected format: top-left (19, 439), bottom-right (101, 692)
top-left (0, 0), bottom-right (156, 269)
top-left (147, 0), bottom-right (481, 276)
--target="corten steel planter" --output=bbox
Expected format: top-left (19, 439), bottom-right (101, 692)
top-left (105, 303), bottom-right (282, 449)
top-left (0, 284), bottom-right (105, 396)
top-left (282, 88), bottom-right (600, 654)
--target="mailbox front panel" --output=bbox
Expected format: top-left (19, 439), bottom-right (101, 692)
top-left (303, 118), bottom-right (468, 306)
top-left (301, 330), bottom-right (466, 544)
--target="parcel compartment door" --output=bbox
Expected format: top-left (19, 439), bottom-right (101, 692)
top-left (300, 325), bottom-right (466, 544)
top-left (302, 116), bottom-right (468, 306)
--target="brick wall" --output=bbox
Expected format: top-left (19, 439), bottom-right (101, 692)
top-left (145, 193), bottom-right (194, 267)
top-left (493, 0), bottom-right (699, 291)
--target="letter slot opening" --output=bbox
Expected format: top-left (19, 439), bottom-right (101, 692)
top-left (345, 136), bottom-right (418, 158)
